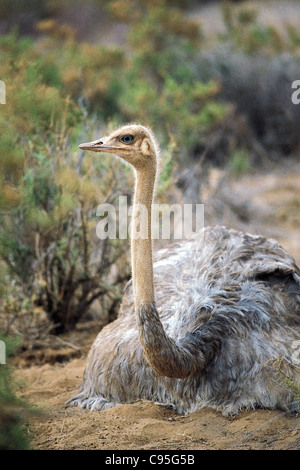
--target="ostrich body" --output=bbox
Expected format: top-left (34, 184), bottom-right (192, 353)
top-left (68, 124), bottom-right (300, 416)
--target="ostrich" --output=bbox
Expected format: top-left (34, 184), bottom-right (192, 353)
top-left (67, 124), bottom-right (300, 416)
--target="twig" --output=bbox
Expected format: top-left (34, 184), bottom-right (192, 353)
top-left (50, 335), bottom-right (82, 353)
top-left (60, 420), bottom-right (65, 436)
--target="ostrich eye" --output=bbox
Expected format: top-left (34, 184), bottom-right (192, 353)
top-left (121, 134), bottom-right (134, 144)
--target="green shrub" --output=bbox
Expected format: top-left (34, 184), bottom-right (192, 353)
top-left (220, 3), bottom-right (285, 54)
top-left (0, 336), bottom-right (31, 450)
top-left (0, 117), bottom-right (131, 334)
top-left (111, 0), bottom-right (229, 168)
top-left (0, 31), bottom-right (131, 335)
top-left (197, 48), bottom-right (300, 157)
top-left (228, 148), bottom-right (251, 175)
top-left (4, 0), bottom-right (297, 340)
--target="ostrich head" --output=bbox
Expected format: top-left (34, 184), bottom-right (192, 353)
top-left (79, 124), bottom-right (159, 171)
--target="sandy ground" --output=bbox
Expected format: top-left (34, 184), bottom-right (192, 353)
top-left (13, 164), bottom-right (300, 451)
top-left (14, 359), bottom-right (300, 451)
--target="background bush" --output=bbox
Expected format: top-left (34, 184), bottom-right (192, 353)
top-left (196, 4), bottom-right (300, 159)
top-left (1, 0), bottom-right (229, 336)
top-left (0, 0), bottom-right (299, 339)
top-left (0, 336), bottom-right (31, 450)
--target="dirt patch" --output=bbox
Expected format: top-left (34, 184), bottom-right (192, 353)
top-left (14, 356), bottom-right (300, 450)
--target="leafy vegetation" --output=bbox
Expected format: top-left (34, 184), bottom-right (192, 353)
top-left (0, 336), bottom-right (31, 450)
top-left (0, 0), bottom-right (299, 337)
top-left (267, 357), bottom-right (300, 410)
top-left (0, 0), bottom-right (228, 337)
top-left (197, 4), bottom-right (300, 159)
top-left (0, 29), bottom-right (133, 335)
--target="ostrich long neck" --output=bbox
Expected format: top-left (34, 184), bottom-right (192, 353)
top-left (131, 166), bottom-right (156, 307)
top-left (132, 161), bottom-right (201, 379)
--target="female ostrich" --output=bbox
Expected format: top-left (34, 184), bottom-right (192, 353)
top-left (68, 124), bottom-right (300, 416)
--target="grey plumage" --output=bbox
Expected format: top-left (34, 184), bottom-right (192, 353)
top-left (68, 225), bottom-right (300, 416)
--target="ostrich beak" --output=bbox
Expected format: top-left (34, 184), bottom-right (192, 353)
top-left (79, 138), bottom-right (121, 153)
